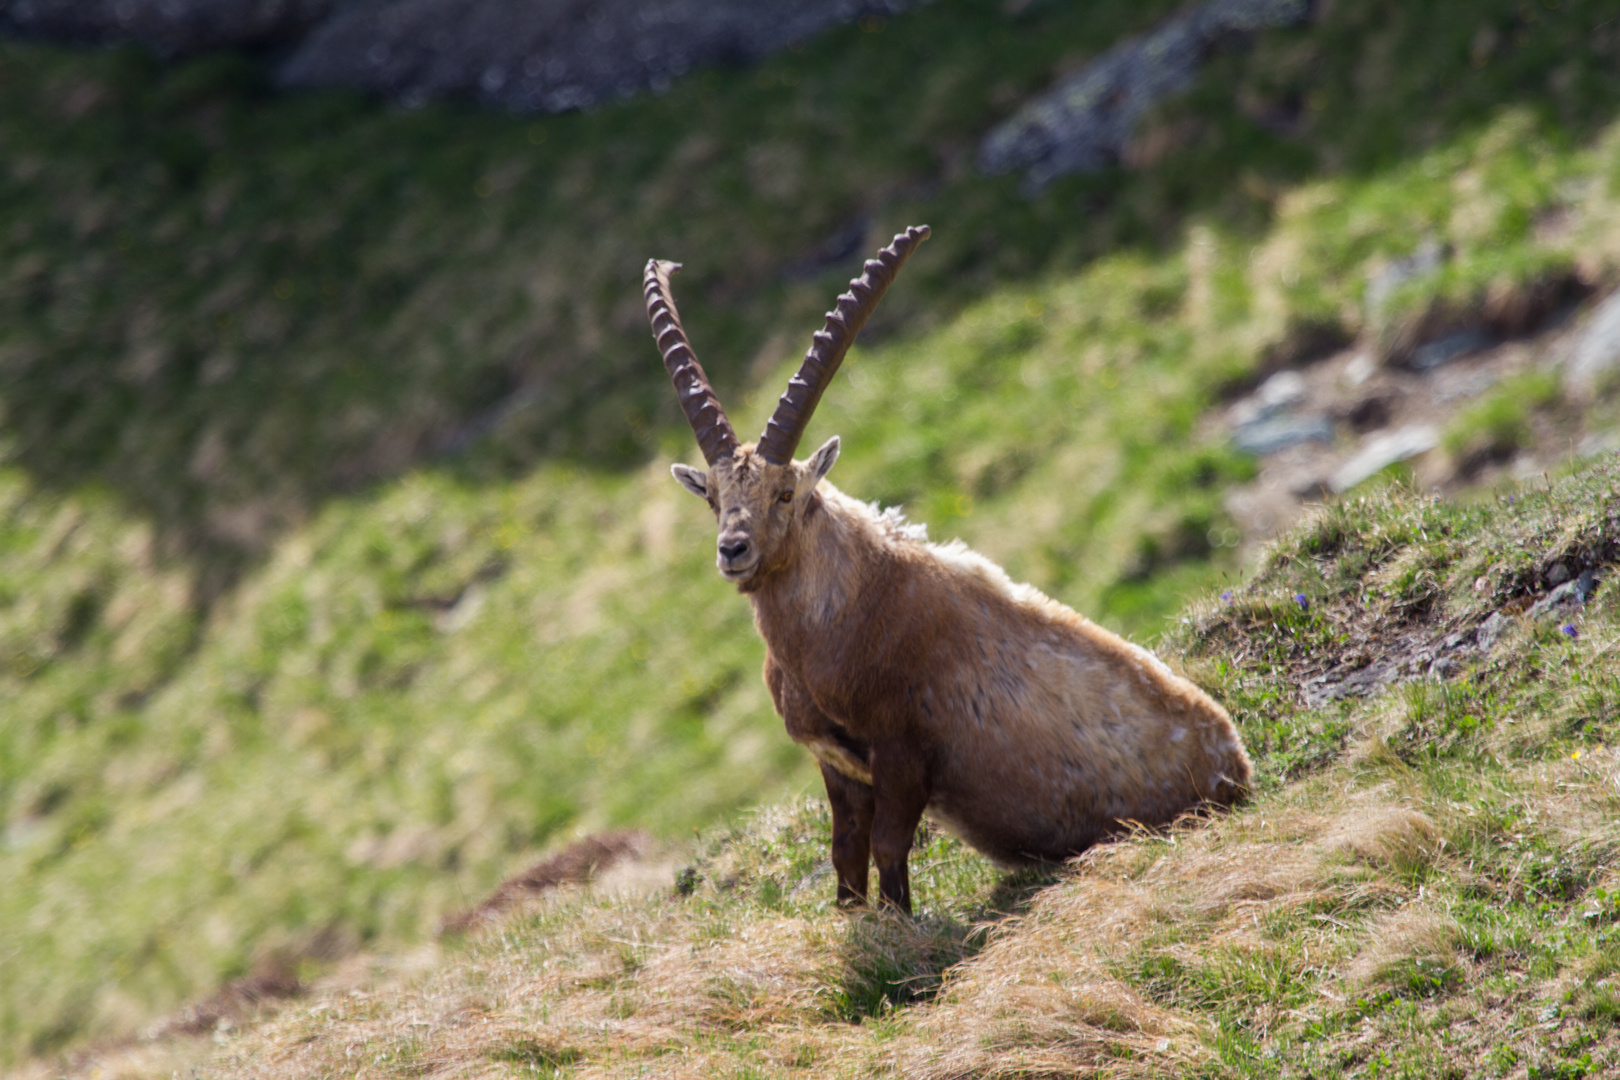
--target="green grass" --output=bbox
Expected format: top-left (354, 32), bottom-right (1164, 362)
top-left (1090, 464), bottom-right (1620, 1080)
top-left (1442, 369), bottom-right (1565, 460)
top-left (7, 0), bottom-right (1620, 1065)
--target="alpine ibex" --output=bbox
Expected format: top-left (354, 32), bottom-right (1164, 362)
top-left (645, 226), bottom-right (1252, 913)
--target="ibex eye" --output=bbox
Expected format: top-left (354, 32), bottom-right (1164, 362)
top-left (778, 491), bottom-right (794, 504)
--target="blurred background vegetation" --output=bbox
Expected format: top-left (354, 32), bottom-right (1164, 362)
top-left (5, 0), bottom-right (1620, 1063)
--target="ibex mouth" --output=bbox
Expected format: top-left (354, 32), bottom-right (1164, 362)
top-left (718, 556), bottom-right (759, 583)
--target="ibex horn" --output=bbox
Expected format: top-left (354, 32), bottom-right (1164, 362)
top-left (756, 224), bottom-right (930, 465)
top-left (644, 258), bottom-right (739, 466)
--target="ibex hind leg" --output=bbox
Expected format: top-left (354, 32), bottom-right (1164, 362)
top-left (821, 761), bottom-right (875, 907)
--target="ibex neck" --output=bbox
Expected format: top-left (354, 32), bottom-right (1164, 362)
top-left (748, 485), bottom-right (883, 656)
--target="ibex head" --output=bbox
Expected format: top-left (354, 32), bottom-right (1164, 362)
top-left (646, 226), bottom-right (930, 589)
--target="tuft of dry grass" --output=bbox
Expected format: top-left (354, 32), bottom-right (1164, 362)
top-left (1343, 904), bottom-right (1466, 992)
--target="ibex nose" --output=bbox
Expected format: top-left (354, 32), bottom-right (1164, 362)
top-left (719, 539), bottom-right (751, 562)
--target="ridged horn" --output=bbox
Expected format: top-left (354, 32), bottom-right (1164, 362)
top-left (644, 258), bottom-right (739, 466)
top-left (756, 224), bottom-right (930, 465)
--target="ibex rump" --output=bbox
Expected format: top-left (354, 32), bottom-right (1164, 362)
top-left (645, 226), bottom-right (1252, 912)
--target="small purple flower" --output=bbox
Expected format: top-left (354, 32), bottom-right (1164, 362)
top-left (1562, 623), bottom-right (1579, 639)
top-left (1220, 590), bottom-right (1233, 604)
top-left (1293, 593), bottom-right (1310, 611)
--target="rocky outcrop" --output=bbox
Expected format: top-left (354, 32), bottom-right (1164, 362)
top-left (0, 0), bottom-right (922, 111)
top-left (279, 0), bottom-right (919, 111)
top-left (978, 0), bottom-right (1311, 191)
top-left (1569, 289), bottom-right (1620, 396)
top-left (0, 0), bottom-right (336, 57)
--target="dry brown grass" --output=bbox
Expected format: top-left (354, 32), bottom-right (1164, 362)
top-left (24, 745), bottom-right (1620, 1080)
top-left (130, 782), bottom-right (1457, 1080)
top-left (25, 718), bottom-right (1620, 1080)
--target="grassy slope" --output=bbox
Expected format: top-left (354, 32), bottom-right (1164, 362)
top-left (6, 0), bottom-right (1620, 1063)
top-left (207, 460), bottom-right (1620, 1080)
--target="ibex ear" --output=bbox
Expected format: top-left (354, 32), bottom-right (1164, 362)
top-left (670, 463), bottom-right (709, 500)
top-left (807, 436), bottom-right (840, 485)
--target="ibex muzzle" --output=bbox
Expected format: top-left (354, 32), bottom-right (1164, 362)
top-left (646, 226), bottom-right (1252, 913)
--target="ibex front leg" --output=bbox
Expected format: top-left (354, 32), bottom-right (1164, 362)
top-left (868, 741), bottom-right (929, 915)
top-left (819, 761), bottom-right (874, 906)
top-left (766, 656), bottom-right (880, 906)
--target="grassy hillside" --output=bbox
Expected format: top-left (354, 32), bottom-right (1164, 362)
top-left (6, 0), bottom-right (1620, 1064)
top-left (179, 460), bottom-right (1620, 1080)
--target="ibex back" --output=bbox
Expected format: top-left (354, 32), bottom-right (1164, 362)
top-left (646, 226), bottom-right (1252, 913)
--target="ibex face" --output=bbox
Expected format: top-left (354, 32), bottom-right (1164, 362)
top-left (645, 225), bottom-right (929, 587)
top-left (670, 438), bottom-right (840, 588)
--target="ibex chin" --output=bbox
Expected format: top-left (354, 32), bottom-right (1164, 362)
top-left (645, 225), bottom-right (1252, 913)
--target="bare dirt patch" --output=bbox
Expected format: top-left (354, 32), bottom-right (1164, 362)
top-left (440, 829), bottom-right (653, 936)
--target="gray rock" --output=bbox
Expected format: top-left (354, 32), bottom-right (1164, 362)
top-left (1229, 369), bottom-right (1307, 428)
top-left (1405, 327), bottom-right (1494, 372)
top-left (1527, 569), bottom-right (1601, 620)
top-left (1573, 567), bottom-right (1598, 600)
top-left (1476, 611), bottom-right (1512, 654)
top-left (277, 0), bottom-right (924, 112)
top-left (1430, 365), bottom-right (1499, 404)
top-left (1302, 657), bottom-right (1397, 707)
top-left (0, 0), bottom-right (925, 113)
top-left (1343, 352), bottom-right (1377, 386)
top-left (977, 0), bottom-right (1311, 190)
top-left (0, 0), bottom-right (336, 56)
top-left (1232, 412), bottom-right (1334, 456)
top-left (1364, 238), bottom-right (1443, 323)
top-left (1426, 629), bottom-right (1476, 677)
top-left (1228, 370), bottom-right (1332, 454)
top-left (1329, 424), bottom-right (1438, 492)
top-left (1569, 289), bottom-right (1620, 395)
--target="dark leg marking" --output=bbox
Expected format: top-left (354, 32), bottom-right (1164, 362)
top-left (868, 743), bottom-right (930, 915)
top-left (821, 761), bottom-right (874, 906)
